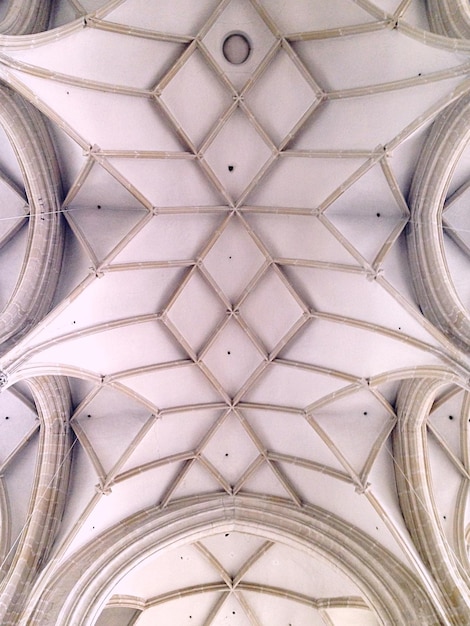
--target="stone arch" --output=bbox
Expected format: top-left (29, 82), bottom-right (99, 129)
top-left (425, 0), bottom-right (470, 39)
top-left (20, 495), bottom-right (446, 626)
top-left (0, 1), bottom-right (52, 35)
top-left (0, 376), bottom-right (72, 626)
top-left (407, 91), bottom-right (470, 351)
top-left (394, 377), bottom-right (470, 626)
top-left (0, 84), bottom-right (64, 350)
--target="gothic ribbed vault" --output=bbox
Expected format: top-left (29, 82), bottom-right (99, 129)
top-left (0, 1), bottom-right (470, 625)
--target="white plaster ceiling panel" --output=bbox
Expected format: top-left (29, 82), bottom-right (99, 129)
top-left (239, 267), bottom-right (305, 351)
top-left (242, 590), bottom-right (325, 625)
top-left (198, 532), bottom-right (270, 577)
top-left (73, 387), bottom-right (150, 473)
top-left (51, 225), bottom-right (98, 306)
top-left (243, 362), bottom-right (350, 409)
top-left (293, 30), bottom-right (467, 92)
top-left (9, 29), bottom-right (185, 90)
top-left (10, 73), bottom-right (183, 151)
top-left (259, 0), bottom-right (376, 33)
top-left (444, 189), bottom-right (470, 256)
top-left (243, 213), bottom-right (359, 265)
top-left (379, 238), bottom-right (422, 308)
top-left (53, 443), bottom-right (100, 551)
top-left (0, 388), bottom-right (37, 465)
top-left (166, 270), bottom-right (227, 353)
top-left (245, 48), bottom-right (318, 145)
top-left (280, 319), bottom-right (444, 380)
top-left (428, 389), bottom-right (465, 462)
top-left (63, 461), bottom-right (188, 556)
top-left (292, 78), bottom-right (466, 151)
top-left (246, 157), bottom-right (367, 209)
top-left (201, 318), bottom-right (264, 397)
top-left (66, 161), bottom-right (147, 211)
top-left (201, 411), bottom-right (260, 484)
top-left (282, 266), bottom-right (441, 346)
top-left (112, 213), bottom-right (223, 265)
top-left (103, 0), bottom-right (220, 36)
top-left (0, 180), bottom-right (26, 243)
top-left (114, 542), bottom-right (223, 598)
top-left (326, 608), bottom-right (380, 626)
top-left (324, 164), bottom-right (405, 249)
top-left (279, 464), bottom-right (402, 558)
top-left (0, 125), bottom-right (25, 190)
top-left (0, 225), bottom-right (28, 311)
top-left (238, 460), bottom-right (294, 500)
top-left (66, 207), bottom-right (147, 262)
top-left (119, 408), bottom-right (224, 473)
top-left (245, 541), bottom-right (362, 598)
top-left (386, 123), bottom-right (433, 197)
top-left (30, 321), bottom-right (185, 378)
top-left (312, 391), bottom-right (393, 475)
top-left (202, 0), bottom-right (276, 91)
top-left (203, 108), bottom-right (273, 201)
top-left (108, 157), bottom-right (221, 207)
top-left (446, 141), bottom-right (470, 198)
top-left (161, 50), bottom-right (232, 147)
top-left (134, 592), bottom-right (223, 626)
top-left (202, 216), bottom-right (266, 302)
top-left (241, 408), bottom-right (347, 472)
top-left (120, 364), bottom-right (222, 410)
top-left (427, 436), bottom-right (463, 546)
top-left (168, 460), bottom-right (224, 501)
top-left (29, 267), bottom-right (186, 344)
top-left (444, 235), bottom-right (470, 311)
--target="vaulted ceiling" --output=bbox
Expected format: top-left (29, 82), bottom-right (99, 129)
top-left (0, 1), bottom-right (470, 625)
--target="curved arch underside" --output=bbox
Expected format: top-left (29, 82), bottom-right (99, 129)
top-left (0, 1), bottom-right (470, 625)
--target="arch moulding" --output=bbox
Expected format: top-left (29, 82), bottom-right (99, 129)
top-left (20, 495), bottom-right (446, 626)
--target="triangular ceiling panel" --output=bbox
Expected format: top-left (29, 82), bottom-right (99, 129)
top-left (246, 156), bottom-right (367, 209)
top-left (102, 0), bottom-right (220, 37)
top-left (73, 386), bottom-right (150, 473)
top-left (243, 213), bottom-right (359, 265)
top-left (112, 212), bottom-right (224, 265)
top-left (119, 408), bottom-right (224, 474)
top-left (161, 49), bottom-right (232, 147)
top-left (260, 0), bottom-right (377, 33)
top-left (198, 531), bottom-right (270, 578)
top-left (202, 411), bottom-right (260, 484)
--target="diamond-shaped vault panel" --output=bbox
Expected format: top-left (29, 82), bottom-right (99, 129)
top-left (201, 319), bottom-right (264, 397)
top-left (203, 109), bottom-right (273, 202)
top-left (166, 270), bottom-right (226, 353)
top-left (161, 50), bottom-right (232, 147)
top-left (203, 216), bottom-right (266, 302)
top-left (240, 267), bottom-right (304, 351)
top-left (246, 48), bottom-right (317, 145)
top-left (202, 411), bottom-right (260, 484)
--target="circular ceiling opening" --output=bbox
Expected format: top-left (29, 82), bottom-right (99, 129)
top-left (222, 32), bottom-right (251, 65)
